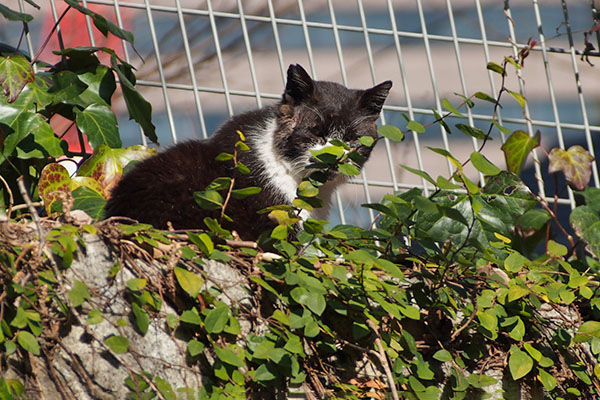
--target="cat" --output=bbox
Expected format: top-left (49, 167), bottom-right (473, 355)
top-left (105, 64), bottom-right (392, 241)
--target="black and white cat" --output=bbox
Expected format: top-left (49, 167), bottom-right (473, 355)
top-left (105, 64), bottom-right (392, 240)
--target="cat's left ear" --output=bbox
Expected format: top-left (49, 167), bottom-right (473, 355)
top-left (284, 64), bottom-right (315, 105)
top-left (360, 81), bottom-right (392, 116)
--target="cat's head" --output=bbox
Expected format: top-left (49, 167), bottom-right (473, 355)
top-left (276, 64), bottom-right (392, 175)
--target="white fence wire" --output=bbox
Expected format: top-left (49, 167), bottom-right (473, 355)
top-left (6, 0), bottom-right (600, 227)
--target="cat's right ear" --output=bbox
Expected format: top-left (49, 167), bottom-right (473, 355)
top-left (283, 64), bottom-right (315, 104)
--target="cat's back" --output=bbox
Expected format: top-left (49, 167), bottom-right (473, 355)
top-left (105, 139), bottom-right (225, 229)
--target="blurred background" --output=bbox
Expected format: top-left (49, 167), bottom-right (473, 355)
top-left (2, 0), bottom-right (599, 227)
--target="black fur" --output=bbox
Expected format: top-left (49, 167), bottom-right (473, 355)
top-left (105, 65), bottom-right (392, 240)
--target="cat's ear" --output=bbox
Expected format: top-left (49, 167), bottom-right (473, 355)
top-left (284, 64), bottom-right (315, 104)
top-left (360, 80), bottom-right (392, 116)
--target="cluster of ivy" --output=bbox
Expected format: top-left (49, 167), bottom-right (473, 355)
top-left (1, 2), bottom-right (600, 400)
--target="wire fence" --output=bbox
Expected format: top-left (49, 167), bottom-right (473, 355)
top-left (7, 0), bottom-right (600, 227)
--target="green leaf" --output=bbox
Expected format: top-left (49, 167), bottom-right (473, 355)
top-left (407, 120), bottom-right (425, 133)
top-left (547, 240), bottom-right (567, 257)
top-left (215, 152), bottom-right (233, 161)
top-left (180, 308), bottom-right (202, 325)
top-left (111, 55), bottom-right (157, 143)
top-left (504, 252), bottom-right (528, 273)
top-left (400, 165), bottom-right (436, 186)
top-left (68, 280), bottom-right (91, 307)
top-left (474, 91), bottom-right (497, 104)
top-left (0, 55), bottom-right (34, 102)
top-left (193, 189), bottom-right (223, 210)
top-left (337, 162), bottom-right (360, 176)
top-left (433, 349), bottom-right (452, 362)
top-left (456, 124), bottom-right (487, 140)
top-left (104, 335), bottom-right (129, 354)
top-left (501, 130), bottom-right (540, 175)
top-left (487, 61), bottom-right (506, 76)
top-left (507, 89), bottom-right (526, 108)
top-left (49, 70), bottom-right (88, 102)
top-left (378, 124), bottom-right (404, 142)
top-left (187, 339), bottom-right (205, 357)
top-left (174, 267), bottom-right (203, 298)
top-left (548, 145), bottom-right (595, 190)
top-left (16, 331), bottom-right (40, 355)
top-left (64, 0), bottom-right (134, 44)
top-left (470, 151), bottom-right (501, 175)
top-left (358, 135), bottom-right (375, 146)
top-left (442, 98), bottom-right (465, 118)
top-left (187, 232), bottom-right (214, 256)
top-left (0, 4), bottom-right (33, 22)
top-left (574, 321), bottom-right (600, 342)
top-left (231, 186), bottom-right (262, 199)
top-left (570, 205), bottom-right (600, 258)
top-left (72, 186), bottom-right (106, 220)
top-left (126, 278), bottom-right (147, 291)
top-left (204, 305), bottom-right (230, 334)
top-left (254, 364), bottom-right (277, 381)
top-left (214, 345), bottom-right (245, 367)
top-left (509, 346), bottom-right (533, 380)
top-left (131, 303), bottom-right (149, 334)
top-left (538, 369), bottom-right (557, 391)
top-left (298, 181), bottom-right (319, 197)
top-left (74, 103), bottom-right (122, 149)
top-left (87, 309), bottom-right (103, 325)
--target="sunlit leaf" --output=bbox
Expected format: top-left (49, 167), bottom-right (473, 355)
top-left (0, 55), bottom-right (34, 103)
top-left (501, 130), bottom-right (540, 174)
top-left (509, 346), bottom-right (533, 380)
top-left (548, 145), bottom-right (595, 190)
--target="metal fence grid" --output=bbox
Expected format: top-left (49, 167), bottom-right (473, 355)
top-left (5, 0), bottom-right (600, 227)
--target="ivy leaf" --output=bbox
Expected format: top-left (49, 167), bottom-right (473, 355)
top-left (337, 162), bottom-right (360, 176)
top-left (456, 124), bottom-right (487, 140)
top-left (214, 345), bottom-right (245, 367)
top-left (110, 55), bottom-right (157, 144)
top-left (574, 321), bottom-right (600, 342)
top-left (104, 335), bottom-right (129, 354)
top-left (64, 0), bottom-right (134, 44)
top-left (131, 303), bottom-right (149, 335)
top-left (16, 331), bottom-right (40, 355)
top-left (474, 91), bottom-right (497, 104)
top-left (72, 186), bottom-right (106, 220)
top-left (0, 4), bottom-right (33, 22)
top-left (442, 98), bottom-right (465, 118)
top-left (87, 309), bottom-right (103, 325)
top-left (0, 55), bottom-right (34, 102)
top-left (187, 232), bottom-right (214, 256)
top-left (68, 280), bottom-right (91, 307)
top-left (487, 61), bottom-right (506, 76)
top-left (204, 305), bottom-right (230, 334)
top-left (548, 145), bottom-right (595, 190)
top-left (570, 205), bottom-right (600, 258)
top-left (74, 103), bottom-right (121, 149)
top-left (501, 130), bottom-right (540, 174)
top-left (231, 186), bottom-right (262, 199)
top-left (507, 89), bottom-right (526, 108)
top-left (174, 267), bottom-right (203, 298)
top-left (470, 151), bottom-right (501, 176)
top-left (509, 346), bottom-right (533, 380)
top-left (378, 124), bottom-right (404, 142)
top-left (538, 369), bottom-right (557, 391)
top-left (254, 364), bottom-right (277, 381)
top-left (187, 340), bottom-right (205, 357)
top-left (406, 120), bottom-right (425, 133)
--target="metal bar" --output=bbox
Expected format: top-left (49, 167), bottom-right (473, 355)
top-left (532, 0), bottom-right (576, 208)
top-left (206, 0), bottom-right (233, 117)
top-left (175, 0), bottom-right (208, 139)
top-left (82, 0), bottom-right (600, 59)
top-left (143, 0), bottom-right (177, 143)
top-left (237, 0), bottom-right (262, 108)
